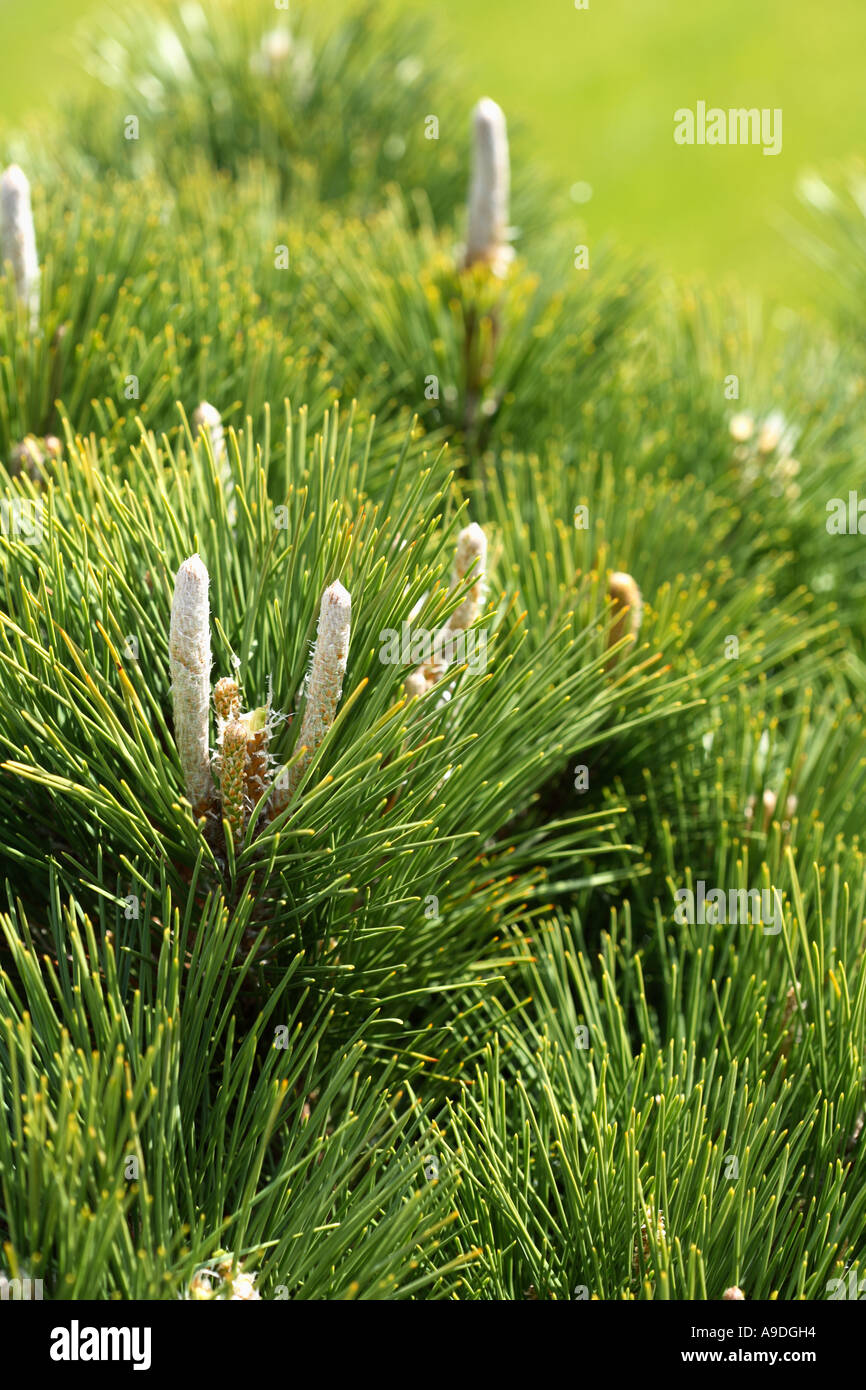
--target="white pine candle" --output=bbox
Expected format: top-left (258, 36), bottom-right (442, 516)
top-left (405, 523), bottom-right (487, 695)
top-left (273, 581), bottom-right (351, 809)
top-left (1, 164), bottom-right (40, 332)
top-left (448, 522), bottom-right (487, 631)
top-left (193, 400), bottom-right (235, 523)
top-left (169, 554), bottom-right (214, 815)
top-left (464, 99), bottom-right (512, 276)
top-left (259, 27), bottom-right (292, 77)
top-left (193, 401), bottom-right (226, 465)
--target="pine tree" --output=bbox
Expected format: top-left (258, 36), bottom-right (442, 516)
top-left (0, 0), bottom-right (863, 1303)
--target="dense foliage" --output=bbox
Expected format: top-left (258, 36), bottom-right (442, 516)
top-left (0, 0), bottom-right (864, 1300)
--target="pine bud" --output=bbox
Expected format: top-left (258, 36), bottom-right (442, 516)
top-left (464, 99), bottom-right (513, 277)
top-left (243, 706), bottom-right (270, 810)
top-left (213, 676), bottom-right (240, 727)
top-left (215, 1258), bottom-right (261, 1300)
top-left (449, 522), bottom-right (487, 631)
top-left (220, 719), bottom-right (248, 849)
top-left (257, 27), bottom-right (292, 77)
top-left (1, 164), bottom-right (40, 332)
top-left (729, 412), bottom-right (754, 443)
top-left (405, 523), bottom-right (487, 696)
top-left (188, 1270), bottom-right (217, 1300)
top-left (633, 1208), bottom-right (666, 1272)
top-left (606, 571), bottom-right (643, 666)
top-left (228, 1271), bottom-right (261, 1301)
top-left (404, 669), bottom-right (429, 699)
top-left (758, 410), bottom-right (786, 455)
top-left (212, 676), bottom-right (240, 788)
top-left (189, 1259), bottom-right (260, 1300)
top-left (169, 554), bottom-right (214, 816)
top-left (193, 400), bottom-right (235, 523)
top-left (10, 435), bottom-right (45, 479)
top-left (193, 400), bottom-right (226, 465)
top-left (274, 581), bottom-right (351, 808)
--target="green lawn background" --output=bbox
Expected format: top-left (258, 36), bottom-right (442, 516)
top-left (0, 0), bottom-right (863, 307)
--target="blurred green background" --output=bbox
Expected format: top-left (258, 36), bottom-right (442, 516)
top-left (1, 0), bottom-right (862, 307)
